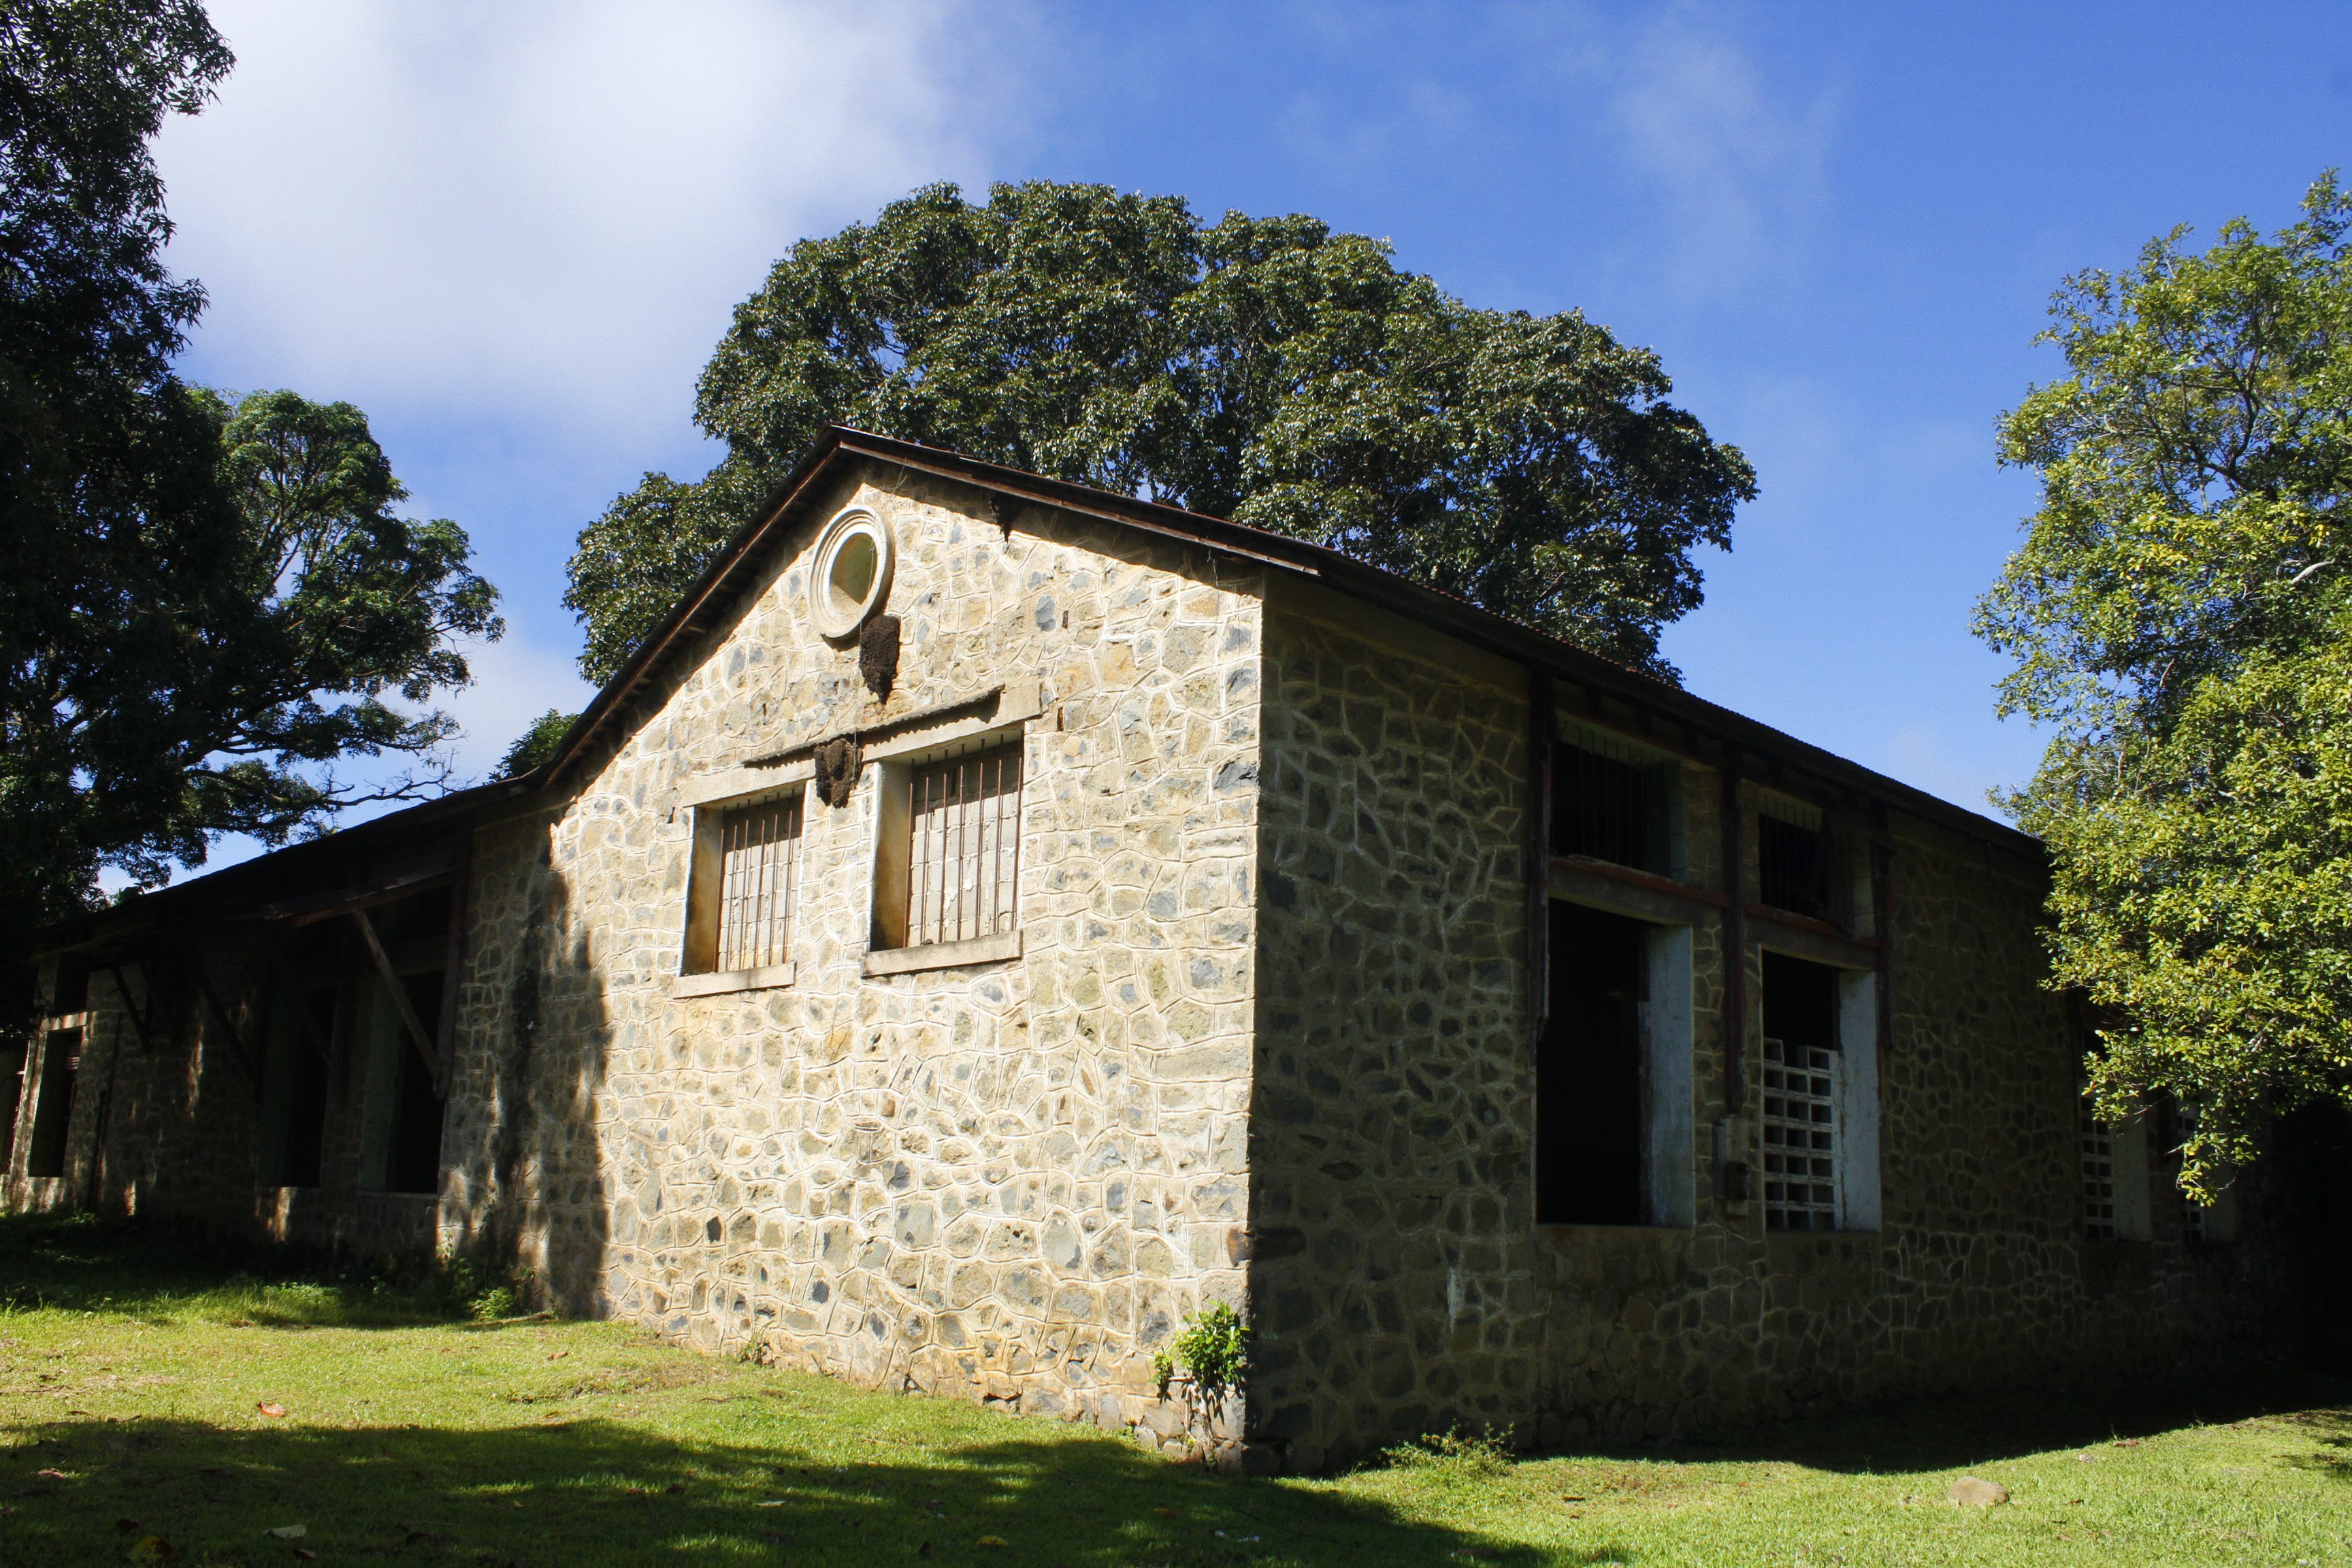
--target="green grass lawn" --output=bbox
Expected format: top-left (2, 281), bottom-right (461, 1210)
top-left (3, 1213), bottom-right (2349, 1566)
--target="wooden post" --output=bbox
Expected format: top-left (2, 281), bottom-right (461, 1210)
top-left (351, 909), bottom-right (443, 1095)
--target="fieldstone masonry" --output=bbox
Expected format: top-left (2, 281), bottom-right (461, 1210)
top-left (433, 469), bottom-right (1265, 1449)
top-left (10, 446), bottom-right (2315, 1473)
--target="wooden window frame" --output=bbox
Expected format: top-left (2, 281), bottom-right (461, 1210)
top-left (865, 730), bottom-right (1026, 976)
top-left (675, 786), bottom-right (805, 999)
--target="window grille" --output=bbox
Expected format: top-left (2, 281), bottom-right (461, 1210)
top-left (906, 741), bottom-right (1022, 947)
top-left (716, 796), bottom-right (802, 972)
top-left (1758, 816), bottom-right (1827, 919)
top-left (2082, 1110), bottom-right (2117, 1240)
top-left (1761, 1037), bottom-right (1838, 1230)
top-left (1554, 742), bottom-right (1650, 868)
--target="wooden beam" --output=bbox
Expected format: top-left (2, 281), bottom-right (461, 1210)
top-left (103, 963), bottom-right (154, 1054)
top-left (262, 862), bottom-right (457, 927)
top-left (190, 967), bottom-right (262, 1087)
top-left (350, 909), bottom-right (443, 1097)
top-left (1550, 859), bottom-right (1727, 928)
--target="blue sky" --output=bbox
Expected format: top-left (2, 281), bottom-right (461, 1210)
top-left (150, 1), bottom-right (2351, 872)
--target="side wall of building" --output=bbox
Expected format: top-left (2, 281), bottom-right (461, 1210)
top-left (1247, 578), bottom-right (2300, 1472)
top-left (436, 465), bottom-right (1267, 1431)
top-left (4, 906), bottom-right (451, 1262)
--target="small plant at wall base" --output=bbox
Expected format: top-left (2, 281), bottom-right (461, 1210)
top-left (1154, 1300), bottom-right (1249, 1402)
top-left (438, 1252), bottom-right (532, 1322)
top-left (1383, 1426), bottom-right (1514, 1492)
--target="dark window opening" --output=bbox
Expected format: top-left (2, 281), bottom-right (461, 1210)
top-left (1554, 743), bottom-right (1670, 873)
top-left (261, 918), bottom-right (349, 1190)
top-left (24, 1027), bottom-right (80, 1178)
top-left (1760, 951), bottom-right (1840, 1230)
top-left (48, 957), bottom-right (91, 1017)
top-left (385, 969), bottom-right (446, 1195)
top-left (1757, 815), bottom-right (1828, 919)
top-left (1537, 902), bottom-right (1650, 1224)
top-left (263, 984), bottom-right (338, 1189)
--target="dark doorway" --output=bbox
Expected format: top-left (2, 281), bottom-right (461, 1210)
top-left (278, 987), bottom-right (337, 1188)
top-left (1537, 902), bottom-right (1650, 1224)
top-left (385, 969), bottom-right (446, 1195)
top-left (2273, 1100), bottom-right (2352, 1370)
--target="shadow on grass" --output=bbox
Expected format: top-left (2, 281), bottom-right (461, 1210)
top-left (0, 1414), bottom-right (1556, 1568)
top-left (1662, 1371), bottom-right (2352, 1479)
top-left (0, 1209), bottom-right (462, 1328)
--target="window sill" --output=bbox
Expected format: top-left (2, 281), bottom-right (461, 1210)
top-left (671, 962), bottom-right (796, 999)
top-left (863, 931), bottom-right (1022, 977)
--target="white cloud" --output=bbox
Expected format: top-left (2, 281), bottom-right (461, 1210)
top-left (156, 0), bottom-right (1022, 446)
top-left (1604, 5), bottom-right (1839, 294)
top-left (434, 630), bottom-right (601, 783)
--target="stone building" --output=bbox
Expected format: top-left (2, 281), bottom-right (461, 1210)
top-left (7, 428), bottom-right (2328, 1470)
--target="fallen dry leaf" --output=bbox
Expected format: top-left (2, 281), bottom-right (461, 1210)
top-left (1152, 1507), bottom-right (1177, 1517)
top-left (256, 1402), bottom-right (286, 1418)
top-left (34, 1469), bottom-right (65, 1480)
top-left (265, 1524), bottom-right (306, 1539)
top-left (978, 1537), bottom-right (1007, 1548)
top-left (546, 1352), bottom-right (568, 1361)
top-left (294, 1551), bottom-right (316, 1563)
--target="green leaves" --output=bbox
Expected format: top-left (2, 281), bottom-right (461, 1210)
top-left (1980, 173), bottom-right (2352, 1188)
top-left (566, 180), bottom-right (1755, 683)
top-left (3, 386), bottom-right (503, 908)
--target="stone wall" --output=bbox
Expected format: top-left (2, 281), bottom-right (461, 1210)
top-left (1247, 578), bottom-right (2300, 1473)
top-left (435, 461), bottom-right (1267, 1437)
top-left (7, 453), bottom-right (2305, 1472)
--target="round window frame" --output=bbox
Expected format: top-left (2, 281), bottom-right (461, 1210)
top-left (808, 506), bottom-right (896, 640)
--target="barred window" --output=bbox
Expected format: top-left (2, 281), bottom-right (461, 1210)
top-left (717, 796), bottom-right (802, 973)
top-left (906, 741), bottom-right (1022, 947)
top-left (2082, 1111), bottom-right (2117, 1239)
top-left (1761, 1037), bottom-right (1838, 1230)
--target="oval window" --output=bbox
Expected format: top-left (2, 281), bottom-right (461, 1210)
top-left (808, 508), bottom-right (894, 638)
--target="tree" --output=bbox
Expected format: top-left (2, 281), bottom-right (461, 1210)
top-left (1, 2), bottom-right (502, 977)
top-left (499, 708), bottom-right (576, 777)
top-left (566, 181), bottom-right (1756, 684)
top-left (1976, 173), bottom-right (2352, 1191)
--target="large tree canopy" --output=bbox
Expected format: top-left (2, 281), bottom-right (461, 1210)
top-left (1976, 174), bottom-right (2352, 1191)
top-left (1, 1), bottom-right (502, 973)
top-left (566, 181), bottom-right (1756, 684)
